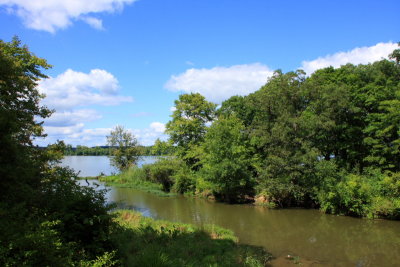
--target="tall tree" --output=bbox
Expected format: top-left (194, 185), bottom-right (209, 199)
top-left (201, 115), bottom-right (254, 203)
top-left (0, 37), bottom-right (116, 265)
top-left (165, 93), bottom-right (216, 167)
top-left (107, 125), bottom-right (139, 171)
top-left (0, 36), bottom-right (52, 202)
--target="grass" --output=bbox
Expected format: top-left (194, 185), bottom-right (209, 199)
top-left (112, 210), bottom-right (272, 267)
top-left (99, 167), bottom-right (176, 197)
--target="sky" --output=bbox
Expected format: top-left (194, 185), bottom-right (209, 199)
top-left (0, 0), bottom-right (399, 146)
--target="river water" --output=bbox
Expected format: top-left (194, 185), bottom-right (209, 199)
top-left (67, 156), bottom-right (400, 266)
top-left (60, 156), bottom-right (158, 176)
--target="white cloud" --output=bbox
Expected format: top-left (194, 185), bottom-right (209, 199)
top-left (38, 125), bottom-right (112, 146)
top-left (36, 68), bottom-right (134, 146)
top-left (39, 68), bottom-right (132, 110)
top-left (45, 109), bottom-right (102, 127)
top-left (165, 63), bottom-right (273, 103)
top-left (0, 0), bottom-right (136, 33)
top-left (81, 16), bottom-right (103, 30)
top-left (150, 122), bottom-right (165, 133)
top-left (38, 122), bottom-right (167, 147)
top-left (301, 42), bottom-right (398, 75)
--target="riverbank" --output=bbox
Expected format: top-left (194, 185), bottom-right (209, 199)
top-left (98, 168), bottom-right (177, 197)
top-left (113, 210), bottom-right (272, 266)
top-left (80, 174), bottom-right (400, 266)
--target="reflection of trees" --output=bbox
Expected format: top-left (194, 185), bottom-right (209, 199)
top-left (109, 187), bottom-right (400, 266)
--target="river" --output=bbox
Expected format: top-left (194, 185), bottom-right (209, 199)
top-left (66, 156), bottom-right (400, 266)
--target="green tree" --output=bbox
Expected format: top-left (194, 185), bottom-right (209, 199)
top-left (107, 125), bottom-right (140, 171)
top-left (218, 95), bottom-right (256, 127)
top-left (151, 138), bottom-right (173, 155)
top-left (0, 36), bottom-right (52, 202)
top-left (165, 93), bottom-right (216, 167)
top-left (0, 37), bottom-right (117, 265)
top-left (200, 115), bottom-right (254, 203)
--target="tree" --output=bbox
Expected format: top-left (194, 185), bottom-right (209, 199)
top-left (0, 37), bottom-right (117, 265)
top-left (165, 93), bottom-right (216, 167)
top-left (107, 125), bottom-right (139, 171)
top-left (218, 95), bottom-right (256, 127)
top-left (200, 115), bottom-right (254, 203)
top-left (151, 138), bottom-right (173, 155)
top-left (0, 36), bottom-right (52, 202)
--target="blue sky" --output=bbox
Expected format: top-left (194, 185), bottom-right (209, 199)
top-left (1, 0), bottom-right (399, 146)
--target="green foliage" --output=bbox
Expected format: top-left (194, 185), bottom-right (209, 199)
top-left (151, 138), bottom-right (175, 155)
top-left (79, 251), bottom-right (118, 267)
top-left (172, 164), bottom-right (197, 194)
top-left (316, 168), bottom-right (400, 218)
top-left (156, 45), bottom-right (400, 218)
top-left (218, 95), bottom-right (256, 126)
top-left (107, 125), bottom-right (140, 171)
top-left (142, 158), bottom-right (182, 192)
top-left (166, 93), bottom-right (217, 167)
top-left (99, 167), bottom-right (169, 196)
top-left (65, 145), bottom-right (112, 156)
top-left (112, 210), bottom-right (271, 267)
top-left (200, 115), bottom-right (255, 202)
top-left (0, 36), bottom-right (52, 203)
top-left (0, 37), bottom-right (119, 266)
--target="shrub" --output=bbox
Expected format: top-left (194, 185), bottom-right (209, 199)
top-left (143, 158), bottom-right (183, 192)
top-left (172, 166), bottom-right (196, 194)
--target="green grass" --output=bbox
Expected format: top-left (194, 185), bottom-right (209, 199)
top-left (99, 167), bottom-right (176, 197)
top-left (112, 210), bottom-right (271, 267)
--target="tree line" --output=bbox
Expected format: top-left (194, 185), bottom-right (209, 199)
top-left (118, 45), bottom-right (400, 219)
top-left (0, 36), bottom-right (268, 267)
top-left (60, 142), bottom-right (174, 156)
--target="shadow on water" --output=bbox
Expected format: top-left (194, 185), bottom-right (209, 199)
top-left (113, 211), bottom-right (272, 267)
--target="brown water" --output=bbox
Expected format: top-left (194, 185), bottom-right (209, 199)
top-left (89, 181), bottom-right (400, 266)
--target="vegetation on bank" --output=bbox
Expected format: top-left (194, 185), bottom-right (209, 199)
top-left (0, 36), bottom-right (272, 266)
top-left (99, 166), bottom-right (176, 197)
top-left (106, 45), bottom-right (400, 220)
top-left (113, 210), bottom-right (271, 267)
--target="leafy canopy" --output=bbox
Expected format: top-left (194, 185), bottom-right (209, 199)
top-left (107, 125), bottom-right (140, 171)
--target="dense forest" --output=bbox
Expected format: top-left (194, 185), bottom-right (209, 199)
top-left (108, 44), bottom-right (400, 220)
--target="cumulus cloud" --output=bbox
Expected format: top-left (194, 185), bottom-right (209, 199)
top-left (81, 16), bottom-right (103, 30)
top-left (0, 0), bottom-right (136, 33)
top-left (36, 68), bottom-right (134, 146)
top-left (150, 122), bottom-right (165, 133)
top-left (39, 69), bottom-right (132, 110)
top-left (45, 109), bottom-right (102, 127)
top-left (38, 125), bottom-right (113, 146)
top-left (39, 122), bottom-right (167, 147)
top-left (165, 63), bottom-right (273, 103)
top-left (301, 42), bottom-right (398, 75)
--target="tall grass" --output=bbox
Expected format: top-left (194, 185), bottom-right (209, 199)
top-left (99, 167), bottom-right (176, 197)
top-left (112, 210), bottom-right (271, 267)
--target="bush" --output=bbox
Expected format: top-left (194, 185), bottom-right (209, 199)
top-left (172, 165), bottom-right (196, 194)
top-left (142, 158), bottom-right (183, 192)
top-left (316, 168), bottom-right (400, 218)
top-left (256, 178), bottom-right (308, 208)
